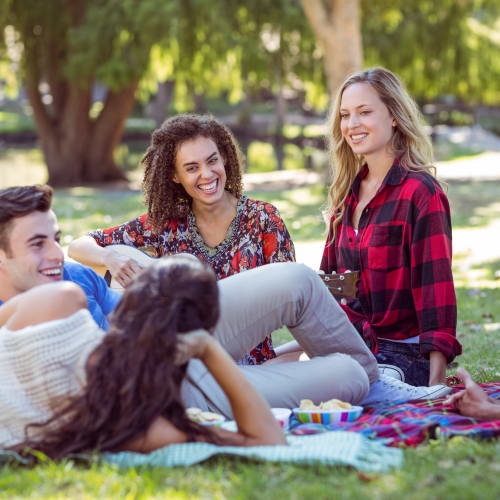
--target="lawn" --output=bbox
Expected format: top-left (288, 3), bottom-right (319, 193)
top-left (0, 158), bottom-right (499, 498)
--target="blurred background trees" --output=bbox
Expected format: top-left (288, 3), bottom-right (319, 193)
top-left (1, 0), bottom-right (499, 185)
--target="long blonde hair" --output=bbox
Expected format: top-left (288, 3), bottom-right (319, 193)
top-left (325, 67), bottom-right (435, 239)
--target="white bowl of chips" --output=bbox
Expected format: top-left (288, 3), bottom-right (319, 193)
top-left (292, 398), bottom-right (363, 424)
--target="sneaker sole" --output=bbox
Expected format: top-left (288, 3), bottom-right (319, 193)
top-left (415, 385), bottom-right (453, 400)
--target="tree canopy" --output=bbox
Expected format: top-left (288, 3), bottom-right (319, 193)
top-left (1, 1), bottom-right (498, 184)
top-left (0, 0), bottom-right (174, 185)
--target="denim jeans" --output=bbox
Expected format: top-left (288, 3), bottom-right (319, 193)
top-left (375, 338), bottom-right (430, 386)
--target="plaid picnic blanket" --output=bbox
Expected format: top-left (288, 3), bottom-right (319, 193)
top-left (290, 383), bottom-right (500, 447)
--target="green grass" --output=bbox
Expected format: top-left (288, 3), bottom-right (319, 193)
top-left (1, 439), bottom-right (500, 499)
top-left (1, 152), bottom-right (500, 498)
top-left (447, 181), bottom-right (500, 229)
top-left (248, 183), bottom-right (327, 241)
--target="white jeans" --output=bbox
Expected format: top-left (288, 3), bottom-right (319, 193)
top-left (181, 263), bottom-right (378, 417)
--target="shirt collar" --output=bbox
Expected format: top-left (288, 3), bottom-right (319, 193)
top-left (351, 160), bottom-right (408, 200)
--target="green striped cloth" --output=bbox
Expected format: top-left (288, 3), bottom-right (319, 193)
top-left (1, 432), bottom-right (403, 472)
top-left (103, 432), bottom-right (402, 472)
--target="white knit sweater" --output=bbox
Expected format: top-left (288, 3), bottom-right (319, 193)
top-left (0, 309), bottom-right (105, 448)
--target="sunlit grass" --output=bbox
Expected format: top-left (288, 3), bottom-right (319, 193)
top-left (0, 148), bottom-right (47, 187)
top-left (1, 152), bottom-right (500, 499)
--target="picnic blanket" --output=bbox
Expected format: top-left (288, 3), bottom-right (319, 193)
top-left (290, 383), bottom-right (500, 447)
top-left (102, 432), bottom-right (402, 472)
top-left (0, 431), bottom-right (403, 472)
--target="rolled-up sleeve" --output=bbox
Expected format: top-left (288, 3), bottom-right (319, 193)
top-left (411, 189), bottom-right (462, 361)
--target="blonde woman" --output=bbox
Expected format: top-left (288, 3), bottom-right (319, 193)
top-left (320, 67), bottom-right (461, 387)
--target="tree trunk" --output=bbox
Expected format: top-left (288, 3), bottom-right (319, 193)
top-left (84, 83), bottom-right (138, 182)
top-left (26, 74), bottom-right (92, 186)
top-left (274, 36), bottom-right (286, 171)
top-left (301, 0), bottom-right (363, 97)
top-left (26, 78), bottom-right (137, 186)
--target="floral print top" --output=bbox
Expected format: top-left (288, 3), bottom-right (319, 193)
top-left (89, 196), bottom-right (296, 365)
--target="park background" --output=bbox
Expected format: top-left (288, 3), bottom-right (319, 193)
top-left (1, 1), bottom-right (500, 498)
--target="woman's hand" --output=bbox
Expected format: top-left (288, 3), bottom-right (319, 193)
top-left (175, 328), bottom-right (286, 447)
top-left (103, 248), bottom-right (143, 288)
top-left (175, 329), bottom-right (215, 365)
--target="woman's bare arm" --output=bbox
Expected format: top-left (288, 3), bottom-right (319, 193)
top-left (1, 282), bottom-right (86, 331)
top-left (124, 330), bottom-right (286, 453)
top-left (429, 351), bottom-right (448, 386)
top-left (176, 330), bottom-right (286, 447)
top-left (69, 235), bottom-right (142, 288)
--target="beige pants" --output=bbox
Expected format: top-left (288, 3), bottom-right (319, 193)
top-left (181, 263), bottom-right (378, 417)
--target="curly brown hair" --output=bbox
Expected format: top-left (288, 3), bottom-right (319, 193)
top-left (142, 114), bottom-right (244, 233)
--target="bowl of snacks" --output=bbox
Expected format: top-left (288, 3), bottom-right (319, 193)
top-left (186, 407), bottom-right (226, 426)
top-left (293, 398), bottom-right (363, 424)
top-left (271, 408), bottom-right (292, 430)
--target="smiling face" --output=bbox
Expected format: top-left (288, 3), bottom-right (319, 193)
top-left (0, 210), bottom-right (64, 300)
top-left (172, 135), bottom-right (228, 207)
top-left (340, 82), bottom-right (396, 159)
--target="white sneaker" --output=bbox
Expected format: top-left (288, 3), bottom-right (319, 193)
top-left (378, 364), bottom-right (405, 382)
top-left (362, 374), bottom-right (452, 405)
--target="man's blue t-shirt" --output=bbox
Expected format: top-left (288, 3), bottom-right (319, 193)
top-left (62, 261), bottom-right (121, 330)
top-left (0, 261), bottom-right (121, 330)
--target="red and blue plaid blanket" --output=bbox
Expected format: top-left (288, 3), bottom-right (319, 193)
top-left (289, 383), bottom-right (500, 447)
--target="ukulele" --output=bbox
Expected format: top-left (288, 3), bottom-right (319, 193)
top-left (92, 244), bottom-right (359, 298)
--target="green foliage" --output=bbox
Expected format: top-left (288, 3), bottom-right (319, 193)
top-left (137, 0), bottom-right (324, 111)
top-left (0, 110), bottom-right (34, 132)
top-left (0, 0), bottom-right (174, 91)
top-left (362, 0), bottom-right (500, 104)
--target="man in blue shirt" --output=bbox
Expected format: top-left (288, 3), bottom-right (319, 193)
top-left (0, 185), bottom-right (120, 328)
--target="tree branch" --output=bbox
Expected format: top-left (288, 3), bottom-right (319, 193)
top-left (23, 48), bottom-right (55, 139)
top-left (300, 0), bottom-right (333, 43)
top-left (92, 82), bottom-right (138, 150)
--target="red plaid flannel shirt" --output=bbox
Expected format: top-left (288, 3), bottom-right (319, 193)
top-left (320, 163), bottom-right (462, 362)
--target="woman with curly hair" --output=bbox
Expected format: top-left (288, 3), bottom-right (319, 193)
top-left (319, 67), bottom-right (461, 386)
top-left (69, 114), bottom-right (295, 365)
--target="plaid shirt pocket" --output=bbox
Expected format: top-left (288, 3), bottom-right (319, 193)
top-left (367, 224), bottom-right (404, 270)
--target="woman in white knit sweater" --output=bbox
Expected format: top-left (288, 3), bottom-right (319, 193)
top-left (0, 254), bottom-right (287, 458)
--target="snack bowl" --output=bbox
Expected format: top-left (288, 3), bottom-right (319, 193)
top-left (292, 405), bottom-right (363, 424)
top-left (271, 408), bottom-right (292, 430)
top-left (186, 407), bottom-right (226, 426)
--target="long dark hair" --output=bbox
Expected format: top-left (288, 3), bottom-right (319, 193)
top-left (141, 114), bottom-right (244, 232)
top-left (19, 254), bottom-right (221, 460)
